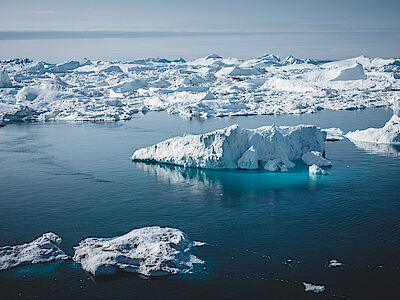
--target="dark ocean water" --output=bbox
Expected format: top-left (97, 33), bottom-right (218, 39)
top-left (0, 108), bottom-right (399, 299)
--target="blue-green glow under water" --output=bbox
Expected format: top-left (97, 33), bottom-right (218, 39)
top-left (0, 108), bottom-right (399, 299)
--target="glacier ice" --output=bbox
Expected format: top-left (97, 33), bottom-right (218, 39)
top-left (0, 232), bottom-right (69, 271)
top-left (73, 226), bottom-right (205, 276)
top-left (132, 124), bottom-right (327, 170)
top-left (303, 282), bottom-right (325, 293)
top-left (301, 151), bottom-right (332, 167)
top-left (0, 53), bottom-right (398, 124)
top-left (329, 259), bottom-right (343, 267)
top-left (309, 164), bottom-right (327, 175)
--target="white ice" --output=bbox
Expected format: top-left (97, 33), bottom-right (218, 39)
top-left (346, 101), bottom-right (400, 145)
top-left (329, 259), bottom-right (343, 267)
top-left (303, 282), bottom-right (326, 293)
top-left (301, 151), bottom-right (332, 167)
top-left (323, 128), bottom-right (344, 141)
top-left (309, 164), bottom-right (327, 175)
top-left (73, 226), bottom-right (205, 276)
top-left (1, 53), bottom-right (399, 124)
top-left (0, 232), bottom-right (69, 271)
top-left (132, 124), bottom-right (327, 170)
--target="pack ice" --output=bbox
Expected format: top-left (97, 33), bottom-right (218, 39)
top-left (131, 124), bottom-right (328, 170)
top-left (73, 226), bottom-right (205, 276)
top-left (0, 53), bottom-right (399, 124)
top-left (0, 232), bottom-right (69, 271)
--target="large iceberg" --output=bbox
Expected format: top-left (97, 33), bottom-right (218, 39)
top-left (0, 232), bottom-right (69, 271)
top-left (132, 124), bottom-right (327, 170)
top-left (73, 226), bottom-right (205, 276)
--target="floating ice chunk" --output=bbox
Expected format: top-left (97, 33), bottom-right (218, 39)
top-left (0, 232), bottom-right (69, 271)
top-left (132, 124), bottom-right (326, 170)
top-left (346, 114), bottom-right (400, 145)
top-left (101, 65), bottom-right (123, 73)
top-left (329, 259), bottom-right (343, 267)
top-left (303, 282), bottom-right (325, 293)
top-left (201, 90), bottom-right (216, 101)
top-left (237, 146), bottom-right (259, 170)
top-left (302, 151), bottom-right (332, 167)
top-left (323, 128), bottom-right (344, 141)
top-left (309, 164), bottom-right (327, 175)
top-left (73, 226), bottom-right (204, 276)
top-left (0, 70), bottom-right (12, 87)
top-left (48, 61), bottom-right (80, 73)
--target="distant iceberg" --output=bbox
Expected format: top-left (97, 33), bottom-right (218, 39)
top-left (303, 282), bottom-right (325, 293)
top-left (73, 226), bottom-right (205, 276)
top-left (132, 124), bottom-right (327, 170)
top-left (0, 232), bottom-right (69, 271)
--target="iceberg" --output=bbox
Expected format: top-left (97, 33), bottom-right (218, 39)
top-left (346, 102), bottom-right (400, 145)
top-left (73, 226), bottom-right (205, 276)
top-left (132, 124), bottom-right (327, 170)
top-left (323, 127), bottom-right (344, 141)
top-left (0, 233), bottom-right (69, 271)
top-left (301, 151), bottom-right (332, 167)
top-left (0, 70), bottom-right (12, 87)
top-left (309, 164), bottom-right (327, 175)
top-left (303, 282), bottom-right (325, 293)
top-left (329, 259), bottom-right (343, 267)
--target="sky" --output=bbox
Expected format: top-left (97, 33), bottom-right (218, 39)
top-left (0, 0), bottom-right (399, 60)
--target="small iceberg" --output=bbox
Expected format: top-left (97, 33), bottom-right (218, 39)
top-left (309, 164), bottom-right (327, 175)
top-left (329, 259), bottom-right (343, 267)
top-left (0, 70), bottom-right (13, 88)
top-left (73, 226), bottom-right (205, 276)
top-left (323, 127), bottom-right (344, 141)
top-left (346, 113), bottom-right (400, 145)
top-left (0, 233), bottom-right (69, 271)
top-left (132, 124), bottom-right (327, 170)
top-left (303, 282), bottom-right (326, 293)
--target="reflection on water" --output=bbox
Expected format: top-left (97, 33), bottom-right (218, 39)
top-left (350, 140), bottom-right (400, 157)
top-left (134, 161), bottom-right (331, 198)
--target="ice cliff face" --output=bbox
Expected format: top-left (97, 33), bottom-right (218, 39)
top-left (132, 124), bottom-right (327, 170)
top-left (0, 53), bottom-right (399, 124)
top-left (73, 226), bottom-right (205, 276)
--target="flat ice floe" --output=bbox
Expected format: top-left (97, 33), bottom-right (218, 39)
top-left (132, 124), bottom-right (328, 170)
top-left (303, 282), bottom-right (326, 293)
top-left (1, 53), bottom-right (399, 123)
top-left (73, 226), bottom-right (205, 276)
top-left (0, 232), bottom-right (69, 271)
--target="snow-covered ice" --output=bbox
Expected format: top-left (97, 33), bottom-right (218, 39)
top-left (323, 128), bottom-right (344, 141)
top-left (301, 151), bottom-right (332, 167)
top-left (309, 164), bottom-right (327, 175)
top-left (1, 53), bottom-right (399, 124)
top-left (73, 226), bottom-right (205, 276)
top-left (303, 282), bottom-right (326, 293)
top-left (346, 114), bottom-right (400, 145)
top-left (0, 232), bottom-right (69, 271)
top-left (132, 124), bottom-right (327, 170)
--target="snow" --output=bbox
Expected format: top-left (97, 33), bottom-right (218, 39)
top-left (132, 124), bottom-right (327, 170)
top-left (329, 259), bottom-right (343, 267)
top-left (309, 164), bottom-right (327, 175)
top-left (73, 226), bottom-right (205, 276)
top-left (346, 113), bottom-right (400, 145)
top-left (0, 53), bottom-right (399, 124)
top-left (323, 128), bottom-right (344, 141)
top-left (303, 282), bottom-right (326, 293)
top-left (301, 151), bottom-right (332, 167)
top-left (0, 233), bottom-right (69, 271)
top-left (0, 70), bottom-right (12, 87)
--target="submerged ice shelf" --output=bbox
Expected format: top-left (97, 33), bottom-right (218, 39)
top-left (132, 123), bottom-right (329, 170)
top-left (0, 53), bottom-right (399, 124)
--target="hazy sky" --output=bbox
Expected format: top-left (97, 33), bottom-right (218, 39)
top-left (0, 0), bottom-right (399, 61)
top-left (1, 0), bottom-right (399, 33)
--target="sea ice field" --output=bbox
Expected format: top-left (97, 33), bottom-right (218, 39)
top-left (1, 106), bottom-right (400, 299)
top-left (1, 53), bottom-right (399, 125)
